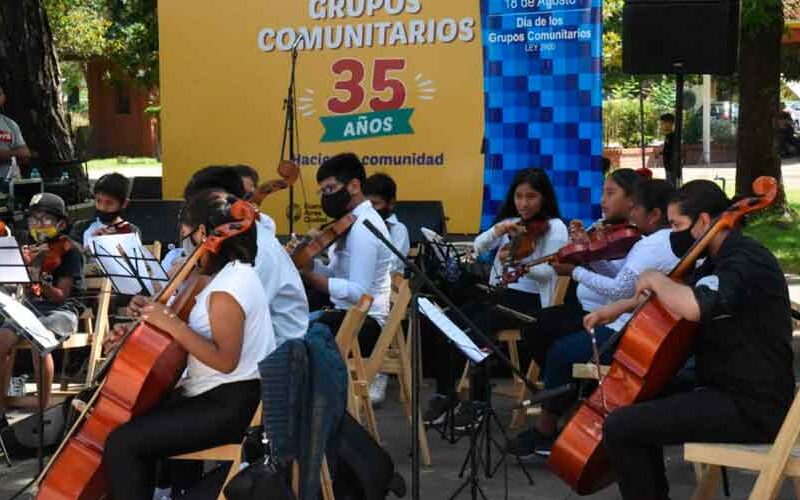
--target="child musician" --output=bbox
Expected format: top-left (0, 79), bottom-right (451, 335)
top-left (365, 173), bottom-right (410, 275)
top-left (0, 193), bottom-right (84, 423)
top-left (425, 168), bottom-right (568, 427)
top-left (104, 190), bottom-right (274, 500)
top-left (70, 172), bottom-right (140, 253)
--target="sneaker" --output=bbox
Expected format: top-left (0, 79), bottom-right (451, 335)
top-left (369, 373), bottom-right (389, 407)
top-left (423, 394), bottom-right (457, 425)
top-left (453, 401), bottom-right (485, 431)
top-left (152, 487), bottom-right (172, 500)
top-left (506, 427), bottom-right (555, 459)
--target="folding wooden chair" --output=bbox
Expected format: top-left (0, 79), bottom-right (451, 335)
top-left (172, 403), bottom-right (336, 500)
top-left (2, 277), bottom-right (113, 408)
top-left (334, 295), bottom-right (380, 442)
top-left (685, 388), bottom-right (800, 500)
top-left (360, 278), bottom-right (431, 466)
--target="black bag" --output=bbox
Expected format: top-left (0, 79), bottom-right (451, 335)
top-left (223, 460), bottom-right (295, 500)
top-left (332, 414), bottom-right (406, 500)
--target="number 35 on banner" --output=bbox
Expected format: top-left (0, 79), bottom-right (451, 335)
top-left (318, 58), bottom-right (416, 143)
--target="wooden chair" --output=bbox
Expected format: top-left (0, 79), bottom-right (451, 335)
top-left (334, 295), bottom-right (379, 442)
top-left (1, 278), bottom-right (113, 408)
top-left (172, 403), bottom-right (336, 500)
top-left (358, 278), bottom-right (432, 466)
top-left (685, 388), bottom-right (800, 500)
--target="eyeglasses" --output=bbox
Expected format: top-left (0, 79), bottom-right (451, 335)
top-left (317, 182), bottom-right (345, 197)
top-left (28, 214), bottom-right (58, 226)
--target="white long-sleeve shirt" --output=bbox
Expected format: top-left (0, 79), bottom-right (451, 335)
top-left (572, 228), bottom-right (679, 331)
top-left (254, 214), bottom-right (310, 345)
top-left (474, 217), bottom-right (569, 307)
top-left (313, 200), bottom-right (392, 325)
top-left (385, 213), bottom-right (410, 274)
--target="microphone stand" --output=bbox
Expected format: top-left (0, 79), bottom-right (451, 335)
top-left (363, 220), bottom-right (570, 500)
top-left (280, 42), bottom-right (301, 235)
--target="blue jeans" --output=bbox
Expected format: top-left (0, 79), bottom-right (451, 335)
top-left (541, 325), bottom-right (615, 414)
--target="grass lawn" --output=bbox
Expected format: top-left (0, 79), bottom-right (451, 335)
top-left (744, 190), bottom-right (800, 274)
top-left (85, 157), bottom-right (162, 180)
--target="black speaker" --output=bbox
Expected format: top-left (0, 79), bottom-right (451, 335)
top-left (0, 403), bottom-right (68, 458)
top-left (622, 0), bottom-right (739, 75)
top-left (393, 201), bottom-right (446, 246)
top-left (131, 176), bottom-right (163, 200)
top-left (124, 199), bottom-right (184, 246)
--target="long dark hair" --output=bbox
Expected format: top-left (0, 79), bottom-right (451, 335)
top-left (180, 189), bottom-right (258, 274)
top-left (633, 179), bottom-right (676, 225)
top-left (607, 168), bottom-right (641, 198)
top-left (493, 168), bottom-right (561, 224)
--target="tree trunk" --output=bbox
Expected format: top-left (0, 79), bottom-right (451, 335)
top-left (736, 3), bottom-right (785, 207)
top-left (0, 0), bottom-right (74, 163)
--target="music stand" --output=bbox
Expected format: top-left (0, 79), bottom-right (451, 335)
top-left (91, 233), bottom-right (169, 297)
top-left (0, 236), bottom-right (63, 473)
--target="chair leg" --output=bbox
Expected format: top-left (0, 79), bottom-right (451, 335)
top-left (691, 464), bottom-right (722, 500)
top-left (321, 457), bottom-right (335, 500)
top-left (510, 361), bottom-right (539, 430)
top-left (457, 362), bottom-right (471, 396)
top-left (218, 456), bottom-right (242, 500)
top-left (792, 478), bottom-right (800, 499)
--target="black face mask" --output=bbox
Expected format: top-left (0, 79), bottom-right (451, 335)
top-left (377, 208), bottom-right (392, 220)
top-left (669, 228), bottom-right (695, 259)
top-left (321, 188), bottom-right (352, 219)
top-left (96, 208), bottom-right (120, 225)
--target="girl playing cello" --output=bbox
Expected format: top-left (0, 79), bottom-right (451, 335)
top-left (103, 190), bottom-right (275, 499)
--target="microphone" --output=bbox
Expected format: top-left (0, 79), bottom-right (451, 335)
top-left (290, 35), bottom-right (303, 52)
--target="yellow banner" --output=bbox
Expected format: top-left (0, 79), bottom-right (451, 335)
top-left (159, 0), bottom-right (485, 234)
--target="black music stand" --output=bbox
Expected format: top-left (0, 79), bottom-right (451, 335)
top-left (362, 220), bottom-right (570, 500)
top-left (92, 238), bottom-right (168, 297)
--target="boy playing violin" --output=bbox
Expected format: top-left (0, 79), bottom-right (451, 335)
top-left (585, 180), bottom-right (793, 499)
top-left (0, 193), bottom-right (84, 423)
top-left (70, 172), bottom-right (141, 254)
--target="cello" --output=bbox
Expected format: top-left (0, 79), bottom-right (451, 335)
top-left (548, 176), bottom-right (778, 494)
top-left (36, 199), bottom-right (258, 500)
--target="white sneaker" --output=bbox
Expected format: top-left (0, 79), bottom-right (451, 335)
top-left (152, 487), bottom-right (172, 500)
top-left (369, 373), bottom-right (389, 407)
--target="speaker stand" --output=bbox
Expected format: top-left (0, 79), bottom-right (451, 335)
top-left (0, 424), bottom-right (11, 467)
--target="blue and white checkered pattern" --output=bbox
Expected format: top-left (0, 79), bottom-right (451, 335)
top-left (480, 0), bottom-right (604, 228)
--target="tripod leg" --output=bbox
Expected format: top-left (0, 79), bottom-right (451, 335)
top-left (0, 428), bottom-right (11, 467)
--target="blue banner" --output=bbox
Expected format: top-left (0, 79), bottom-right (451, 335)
top-left (479, 0), bottom-right (604, 228)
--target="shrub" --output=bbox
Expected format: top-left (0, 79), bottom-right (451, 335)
top-left (603, 98), bottom-right (660, 148)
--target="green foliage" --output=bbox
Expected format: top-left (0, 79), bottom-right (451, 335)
top-left (45, 0), bottom-right (110, 59)
top-left (741, 0), bottom-right (783, 36)
top-left (603, 98), bottom-right (660, 147)
top-left (44, 0), bottom-right (158, 88)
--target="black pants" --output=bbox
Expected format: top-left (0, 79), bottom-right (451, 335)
top-left (603, 387), bottom-right (777, 500)
top-left (105, 379), bottom-right (261, 500)
top-left (431, 288), bottom-right (541, 399)
top-left (519, 302), bottom-right (586, 371)
top-left (316, 309), bottom-right (382, 358)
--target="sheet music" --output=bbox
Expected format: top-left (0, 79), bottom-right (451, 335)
top-left (0, 289), bottom-right (59, 351)
top-left (0, 236), bottom-right (30, 284)
top-left (418, 297), bottom-right (488, 363)
top-left (92, 233), bottom-right (168, 295)
top-left (421, 227), bottom-right (447, 264)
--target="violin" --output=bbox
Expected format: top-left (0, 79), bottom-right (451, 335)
top-left (501, 217), bottom-right (551, 263)
top-left (290, 213), bottom-right (357, 270)
top-left (548, 176), bottom-right (778, 494)
top-left (92, 220), bottom-right (136, 237)
top-left (37, 198), bottom-right (258, 500)
top-left (25, 236), bottom-right (72, 292)
top-left (501, 222), bottom-right (641, 286)
top-left (248, 160), bottom-right (300, 206)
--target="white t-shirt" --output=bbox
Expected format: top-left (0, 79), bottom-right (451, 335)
top-left (0, 114), bottom-right (25, 178)
top-left (179, 261), bottom-right (275, 397)
top-left (474, 217), bottom-right (569, 307)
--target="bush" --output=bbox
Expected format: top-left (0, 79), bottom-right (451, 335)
top-left (604, 98), bottom-right (660, 148)
top-left (683, 110), bottom-right (737, 146)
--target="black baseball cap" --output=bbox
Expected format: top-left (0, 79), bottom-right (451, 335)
top-left (29, 193), bottom-right (67, 219)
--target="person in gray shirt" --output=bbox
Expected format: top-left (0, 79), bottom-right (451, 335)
top-left (0, 84), bottom-right (32, 179)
